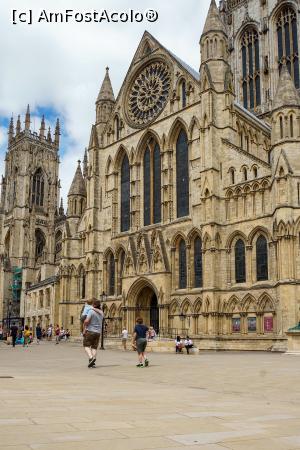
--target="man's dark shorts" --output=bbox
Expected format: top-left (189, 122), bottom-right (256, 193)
top-left (83, 331), bottom-right (100, 350)
top-left (136, 337), bottom-right (147, 354)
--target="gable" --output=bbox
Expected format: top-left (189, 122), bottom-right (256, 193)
top-left (101, 31), bottom-right (200, 143)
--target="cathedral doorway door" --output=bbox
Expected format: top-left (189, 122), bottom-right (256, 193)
top-left (150, 294), bottom-right (159, 333)
top-left (134, 285), bottom-right (159, 333)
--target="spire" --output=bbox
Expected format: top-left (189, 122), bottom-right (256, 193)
top-left (8, 117), bottom-right (14, 144)
top-left (96, 67), bottom-right (115, 103)
top-left (16, 115), bottom-right (21, 135)
top-left (83, 148), bottom-right (88, 178)
top-left (201, 0), bottom-right (227, 38)
top-left (68, 160), bottom-right (87, 197)
top-left (54, 118), bottom-right (60, 147)
top-left (59, 197), bottom-right (64, 215)
top-left (25, 104), bottom-right (31, 130)
top-left (273, 65), bottom-right (300, 111)
top-left (39, 115), bottom-right (46, 138)
top-left (47, 126), bottom-right (52, 142)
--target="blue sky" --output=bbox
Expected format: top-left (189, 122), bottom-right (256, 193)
top-left (0, 0), bottom-right (211, 200)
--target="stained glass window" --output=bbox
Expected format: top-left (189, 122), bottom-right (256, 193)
top-left (179, 239), bottom-right (187, 289)
top-left (256, 235), bottom-right (268, 281)
top-left (121, 154), bottom-right (130, 232)
top-left (144, 148), bottom-right (151, 226)
top-left (176, 130), bottom-right (189, 218)
top-left (153, 144), bottom-right (161, 224)
top-left (194, 237), bottom-right (203, 288)
top-left (143, 142), bottom-right (161, 226)
top-left (108, 253), bottom-right (115, 296)
top-left (235, 239), bottom-right (246, 283)
top-left (277, 6), bottom-right (299, 88)
top-left (241, 28), bottom-right (261, 109)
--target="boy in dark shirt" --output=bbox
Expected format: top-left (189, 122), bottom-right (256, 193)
top-left (132, 317), bottom-right (149, 367)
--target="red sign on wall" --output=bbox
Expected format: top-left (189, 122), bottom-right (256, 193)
top-left (264, 316), bottom-right (273, 332)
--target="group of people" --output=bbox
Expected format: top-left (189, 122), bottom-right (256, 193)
top-left (81, 297), bottom-right (151, 368)
top-left (5, 323), bottom-right (71, 347)
top-left (175, 336), bottom-right (194, 354)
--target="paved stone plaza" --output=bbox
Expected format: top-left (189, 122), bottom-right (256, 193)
top-left (1, 343), bottom-right (300, 450)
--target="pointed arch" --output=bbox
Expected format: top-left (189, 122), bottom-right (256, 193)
top-left (167, 117), bottom-right (189, 149)
top-left (188, 116), bottom-right (201, 141)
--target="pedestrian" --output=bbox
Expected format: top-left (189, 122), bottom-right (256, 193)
top-left (175, 335), bottom-right (183, 353)
top-left (65, 329), bottom-right (71, 340)
top-left (184, 336), bottom-right (194, 354)
top-left (10, 323), bottom-right (18, 348)
top-left (23, 325), bottom-right (31, 347)
top-left (0, 324), bottom-right (3, 340)
top-left (55, 324), bottom-right (60, 344)
top-left (47, 324), bottom-right (53, 341)
top-left (132, 317), bottom-right (149, 367)
top-left (121, 327), bottom-right (128, 350)
top-left (36, 323), bottom-right (42, 344)
top-left (83, 298), bottom-right (103, 368)
top-left (148, 326), bottom-right (156, 340)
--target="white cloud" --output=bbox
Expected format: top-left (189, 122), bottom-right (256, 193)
top-left (0, 0), bottom-right (210, 201)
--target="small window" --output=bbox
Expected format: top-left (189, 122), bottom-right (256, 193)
top-left (253, 167), bottom-right (258, 178)
top-left (280, 116), bottom-right (283, 139)
top-left (290, 115), bottom-right (294, 137)
top-left (181, 81), bottom-right (187, 108)
top-left (243, 167), bottom-right (247, 181)
top-left (230, 169), bottom-right (235, 185)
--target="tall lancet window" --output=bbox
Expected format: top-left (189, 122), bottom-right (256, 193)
top-left (31, 168), bottom-right (45, 207)
top-left (276, 6), bottom-right (299, 88)
top-left (143, 140), bottom-right (161, 226)
top-left (176, 129), bottom-right (189, 218)
top-left (121, 154), bottom-right (130, 232)
top-left (241, 28), bottom-right (261, 110)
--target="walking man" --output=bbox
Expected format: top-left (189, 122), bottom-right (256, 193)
top-left (83, 298), bottom-right (103, 368)
top-left (10, 323), bottom-right (18, 348)
top-left (132, 317), bottom-right (149, 367)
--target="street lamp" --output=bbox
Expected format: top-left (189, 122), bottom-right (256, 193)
top-left (100, 291), bottom-right (107, 350)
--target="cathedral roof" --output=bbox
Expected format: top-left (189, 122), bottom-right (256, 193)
top-left (273, 65), bottom-right (300, 110)
top-left (68, 161), bottom-right (86, 197)
top-left (97, 67), bottom-right (115, 103)
top-left (202, 0), bottom-right (227, 38)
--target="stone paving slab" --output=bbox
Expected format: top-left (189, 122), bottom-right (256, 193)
top-left (1, 342), bottom-right (300, 449)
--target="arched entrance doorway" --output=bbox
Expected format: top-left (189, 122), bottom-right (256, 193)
top-left (133, 284), bottom-right (159, 333)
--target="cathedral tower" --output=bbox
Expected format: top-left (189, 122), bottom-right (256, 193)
top-left (0, 107), bottom-right (61, 327)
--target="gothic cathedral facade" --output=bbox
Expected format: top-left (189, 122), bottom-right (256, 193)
top-left (1, 0), bottom-right (300, 350)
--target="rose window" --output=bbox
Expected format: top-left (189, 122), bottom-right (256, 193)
top-left (127, 61), bottom-right (171, 127)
